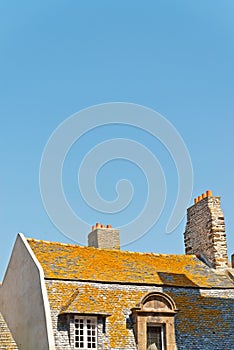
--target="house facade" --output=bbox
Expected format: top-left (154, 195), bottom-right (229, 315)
top-left (1, 191), bottom-right (234, 350)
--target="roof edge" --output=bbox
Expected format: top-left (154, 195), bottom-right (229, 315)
top-left (19, 233), bottom-right (56, 350)
top-left (44, 277), bottom-right (234, 290)
top-left (26, 237), bottom-right (198, 259)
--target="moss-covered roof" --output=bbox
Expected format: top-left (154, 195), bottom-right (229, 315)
top-left (27, 238), bottom-right (234, 288)
top-left (0, 313), bottom-right (18, 350)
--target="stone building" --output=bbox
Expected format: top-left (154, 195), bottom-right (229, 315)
top-left (1, 191), bottom-right (234, 350)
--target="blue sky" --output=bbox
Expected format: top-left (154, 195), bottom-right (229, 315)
top-left (1, 1), bottom-right (234, 279)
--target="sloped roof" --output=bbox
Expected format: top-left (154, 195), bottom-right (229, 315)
top-left (45, 280), bottom-right (234, 349)
top-left (27, 238), bottom-right (234, 288)
top-left (46, 281), bottom-right (116, 315)
top-left (46, 281), bottom-right (152, 349)
top-left (0, 313), bottom-right (18, 350)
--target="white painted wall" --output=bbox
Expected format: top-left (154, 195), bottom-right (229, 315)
top-left (0, 234), bottom-right (55, 350)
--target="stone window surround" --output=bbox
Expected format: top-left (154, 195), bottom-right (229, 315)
top-left (131, 292), bottom-right (178, 350)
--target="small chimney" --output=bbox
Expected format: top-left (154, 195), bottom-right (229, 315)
top-left (184, 190), bottom-right (228, 269)
top-left (88, 223), bottom-right (120, 250)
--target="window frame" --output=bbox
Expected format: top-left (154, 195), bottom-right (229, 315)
top-left (74, 316), bottom-right (97, 350)
top-left (147, 323), bottom-right (165, 350)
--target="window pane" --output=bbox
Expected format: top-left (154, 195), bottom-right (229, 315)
top-left (147, 326), bottom-right (163, 350)
top-left (74, 317), bottom-right (97, 349)
top-left (74, 318), bottom-right (85, 349)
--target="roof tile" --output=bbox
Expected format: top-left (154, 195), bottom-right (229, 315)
top-left (27, 238), bottom-right (234, 288)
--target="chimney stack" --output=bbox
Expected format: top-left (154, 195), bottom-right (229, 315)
top-left (88, 223), bottom-right (120, 250)
top-left (184, 190), bottom-right (228, 269)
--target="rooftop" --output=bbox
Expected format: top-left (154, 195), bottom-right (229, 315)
top-left (27, 238), bottom-right (234, 288)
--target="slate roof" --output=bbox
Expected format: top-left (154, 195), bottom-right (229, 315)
top-left (46, 281), bottom-right (115, 315)
top-left (45, 280), bottom-right (234, 349)
top-left (0, 313), bottom-right (18, 350)
top-left (27, 238), bottom-right (234, 288)
top-left (46, 280), bottom-right (151, 349)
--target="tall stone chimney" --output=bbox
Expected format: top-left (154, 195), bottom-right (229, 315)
top-left (88, 223), bottom-right (120, 250)
top-left (184, 190), bottom-right (228, 269)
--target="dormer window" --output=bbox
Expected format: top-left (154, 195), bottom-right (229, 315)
top-left (131, 292), bottom-right (178, 350)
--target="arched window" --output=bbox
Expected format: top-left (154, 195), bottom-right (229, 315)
top-left (131, 292), bottom-right (178, 350)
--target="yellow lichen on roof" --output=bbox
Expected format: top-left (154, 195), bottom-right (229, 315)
top-left (46, 281), bottom-right (145, 315)
top-left (165, 289), bottom-right (234, 335)
top-left (46, 281), bottom-right (146, 349)
top-left (27, 238), bottom-right (234, 288)
top-left (46, 281), bottom-right (234, 348)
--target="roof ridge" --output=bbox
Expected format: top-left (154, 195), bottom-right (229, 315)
top-left (26, 237), bottom-right (80, 248)
top-left (26, 237), bottom-right (196, 258)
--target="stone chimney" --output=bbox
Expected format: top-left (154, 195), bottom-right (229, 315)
top-left (184, 190), bottom-right (228, 269)
top-left (88, 223), bottom-right (120, 250)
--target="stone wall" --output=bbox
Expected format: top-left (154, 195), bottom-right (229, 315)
top-left (46, 280), bottom-right (234, 350)
top-left (50, 312), bottom-right (111, 350)
top-left (0, 312), bottom-right (19, 350)
top-left (184, 193), bottom-right (228, 269)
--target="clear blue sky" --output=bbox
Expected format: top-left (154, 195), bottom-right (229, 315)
top-left (1, 1), bottom-right (234, 280)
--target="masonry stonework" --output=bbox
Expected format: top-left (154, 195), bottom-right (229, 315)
top-left (88, 224), bottom-right (120, 250)
top-left (184, 193), bottom-right (228, 269)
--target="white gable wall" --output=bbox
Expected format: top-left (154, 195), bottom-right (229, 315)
top-left (0, 233), bottom-right (55, 350)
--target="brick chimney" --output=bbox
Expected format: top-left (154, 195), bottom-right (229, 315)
top-left (88, 223), bottom-right (120, 250)
top-left (184, 190), bottom-right (228, 269)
